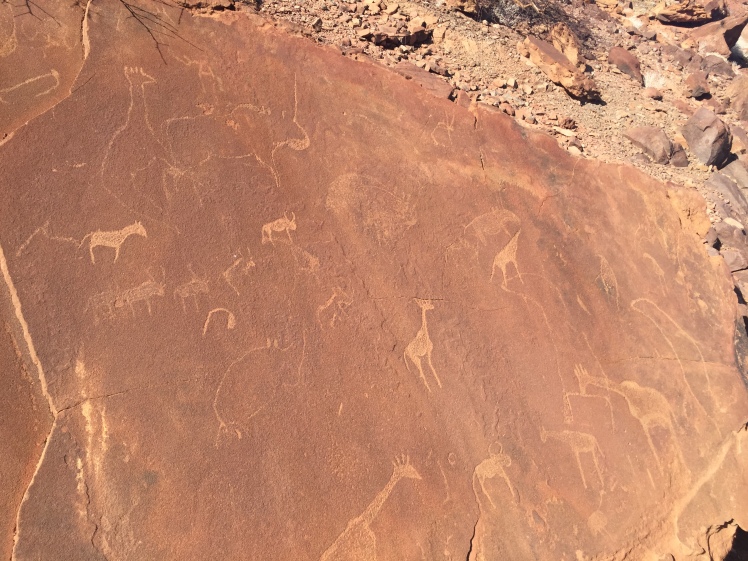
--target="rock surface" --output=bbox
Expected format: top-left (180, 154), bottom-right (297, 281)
top-left (1, 2), bottom-right (747, 561)
top-left (608, 46), bottom-right (643, 85)
top-left (624, 126), bottom-right (674, 163)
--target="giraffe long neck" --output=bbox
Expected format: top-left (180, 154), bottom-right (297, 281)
top-left (359, 472), bottom-right (401, 527)
top-left (420, 308), bottom-right (429, 335)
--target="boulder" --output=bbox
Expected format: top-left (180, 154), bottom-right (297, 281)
top-left (706, 173), bottom-right (748, 219)
top-left (685, 71), bottom-right (710, 98)
top-left (551, 22), bottom-right (582, 67)
top-left (518, 36), bottom-right (601, 101)
top-left (682, 107), bottom-right (732, 166)
top-left (653, 0), bottom-right (724, 24)
top-left (701, 54), bottom-right (733, 77)
top-left (608, 46), bottom-right (643, 84)
top-left (691, 14), bottom-right (748, 56)
top-left (723, 159), bottom-right (748, 190)
top-left (393, 62), bottom-right (455, 99)
top-left (671, 142), bottom-right (690, 166)
top-left (727, 76), bottom-right (748, 121)
top-left (623, 126), bottom-right (673, 163)
top-left (1, 3), bottom-right (747, 561)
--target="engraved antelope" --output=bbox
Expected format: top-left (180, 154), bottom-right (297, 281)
top-left (404, 298), bottom-right (442, 392)
top-left (81, 221), bottom-right (147, 264)
top-left (540, 427), bottom-right (604, 489)
top-left (114, 280), bottom-right (164, 316)
top-left (473, 442), bottom-right (517, 508)
top-left (261, 212), bottom-right (296, 245)
top-left (174, 267), bottom-right (209, 312)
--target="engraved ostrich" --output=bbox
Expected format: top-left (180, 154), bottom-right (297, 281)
top-left (320, 456), bottom-right (421, 561)
top-left (404, 298), bottom-right (442, 392)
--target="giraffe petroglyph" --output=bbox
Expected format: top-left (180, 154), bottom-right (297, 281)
top-left (490, 230), bottom-right (522, 288)
top-left (319, 455), bottom-right (421, 561)
top-left (261, 212), bottom-right (296, 245)
top-left (540, 427), bottom-right (604, 489)
top-left (404, 298), bottom-right (442, 392)
top-left (81, 221), bottom-right (147, 264)
top-left (472, 442), bottom-right (517, 508)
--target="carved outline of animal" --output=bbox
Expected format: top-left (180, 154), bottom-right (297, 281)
top-left (464, 208), bottom-right (520, 247)
top-left (174, 268), bottom-right (209, 312)
top-left (261, 212), bottom-right (296, 245)
top-left (472, 442), bottom-right (518, 508)
top-left (563, 364), bottom-right (616, 429)
top-left (404, 298), bottom-right (442, 392)
top-left (490, 230), bottom-right (522, 288)
top-left (319, 455), bottom-right (421, 561)
top-left (539, 427), bottom-right (604, 489)
top-left (114, 280), bottom-right (164, 316)
top-left (596, 255), bottom-right (619, 309)
top-left (80, 221), bottom-right (147, 264)
top-left (221, 249), bottom-right (255, 295)
top-left (316, 287), bottom-right (353, 329)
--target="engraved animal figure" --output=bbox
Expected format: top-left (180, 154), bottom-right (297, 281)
top-left (81, 222), bottom-right (147, 264)
top-left (261, 212), bottom-right (296, 245)
top-left (320, 456), bottom-right (421, 561)
top-left (596, 255), bottom-right (619, 308)
top-left (317, 287), bottom-right (353, 329)
top-left (490, 230), bottom-right (522, 288)
top-left (174, 268), bottom-right (209, 312)
top-left (464, 208), bottom-right (520, 246)
top-left (610, 381), bottom-right (678, 471)
top-left (563, 364), bottom-right (615, 428)
top-left (472, 442), bottom-right (517, 508)
top-left (114, 280), bottom-right (164, 316)
top-left (221, 249), bottom-right (255, 295)
top-left (540, 427), bottom-right (604, 489)
top-left (404, 299), bottom-right (442, 392)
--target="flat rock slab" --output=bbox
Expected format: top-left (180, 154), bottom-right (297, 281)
top-left (1, 2), bottom-right (747, 561)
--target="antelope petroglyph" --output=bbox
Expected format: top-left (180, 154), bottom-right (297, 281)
top-left (261, 212), bottom-right (296, 245)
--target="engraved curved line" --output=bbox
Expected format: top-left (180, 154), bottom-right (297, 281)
top-left (202, 308), bottom-right (236, 337)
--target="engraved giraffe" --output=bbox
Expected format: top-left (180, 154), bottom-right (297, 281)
top-left (320, 456), bottom-right (421, 561)
top-left (490, 230), bottom-right (522, 288)
top-left (404, 298), bottom-right (442, 392)
top-left (80, 221), bottom-right (147, 264)
top-left (472, 442), bottom-right (517, 508)
top-left (540, 427), bottom-right (604, 489)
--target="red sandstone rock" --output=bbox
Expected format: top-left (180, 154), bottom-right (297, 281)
top-left (1, 2), bottom-right (747, 561)
top-left (608, 46), bottom-right (644, 84)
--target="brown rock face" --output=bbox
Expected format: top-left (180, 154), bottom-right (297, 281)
top-left (551, 22), bottom-right (582, 67)
top-left (519, 36), bottom-right (601, 101)
top-left (682, 107), bottom-right (733, 166)
top-left (609, 46), bottom-right (644, 85)
top-left (1, 2), bottom-right (747, 561)
top-left (653, 0), bottom-right (723, 23)
top-left (685, 71), bottom-right (711, 99)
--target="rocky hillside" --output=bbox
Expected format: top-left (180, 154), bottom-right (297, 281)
top-left (1, 1), bottom-right (747, 560)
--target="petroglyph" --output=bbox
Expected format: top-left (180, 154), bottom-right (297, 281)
top-left (15, 220), bottom-right (79, 257)
top-left (81, 221), bottom-right (147, 264)
top-left (271, 75), bottom-right (310, 157)
top-left (540, 427), bottom-right (604, 489)
top-left (404, 298), bottom-right (442, 392)
top-left (642, 253), bottom-right (667, 295)
top-left (596, 255), bottom-right (619, 309)
top-left (221, 249), bottom-right (255, 295)
top-left (490, 230), bottom-right (522, 288)
top-left (430, 112), bottom-right (455, 147)
top-left (261, 212), bottom-right (296, 245)
top-left (563, 364), bottom-right (615, 428)
top-left (174, 267), bottom-right (209, 312)
top-left (472, 442), bottom-right (517, 508)
top-left (320, 455), bottom-right (421, 561)
top-left (114, 280), bottom-right (165, 317)
top-left (0, 69), bottom-right (60, 103)
top-left (202, 308), bottom-right (236, 337)
top-left (464, 208), bottom-right (520, 247)
top-left (317, 287), bottom-right (353, 329)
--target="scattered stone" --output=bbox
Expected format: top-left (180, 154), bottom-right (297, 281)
top-left (723, 248), bottom-right (748, 271)
top-left (518, 36), bottom-right (601, 101)
top-left (516, 106), bottom-right (537, 123)
top-left (671, 142), bottom-right (689, 166)
top-left (560, 116), bottom-right (577, 129)
top-left (682, 107), bottom-right (732, 166)
top-left (727, 77), bottom-right (748, 120)
top-left (507, 77), bottom-right (518, 89)
top-left (644, 87), bottom-right (663, 100)
top-left (691, 14), bottom-right (748, 58)
top-left (624, 126), bottom-right (673, 164)
top-left (499, 102), bottom-right (515, 116)
top-left (701, 55), bottom-right (733, 77)
top-left (706, 173), bottom-right (748, 217)
top-left (731, 125), bottom-right (748, 154)
top-left (608, 46), bottom-right (643, 84)
top-left (685, 71), bottom-right (710, 99)
top-left (311, 17), bottom-right (323, 32)
top-left (723, 159), bottom-right (748, 190)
